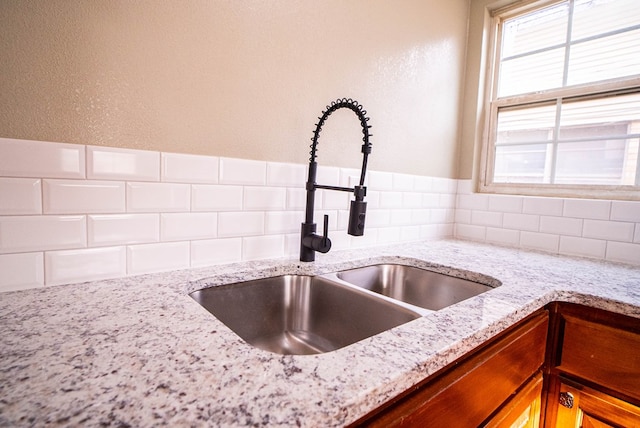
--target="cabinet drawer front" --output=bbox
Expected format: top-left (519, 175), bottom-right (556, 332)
top-left (558, 314), bottom-right (640, 402)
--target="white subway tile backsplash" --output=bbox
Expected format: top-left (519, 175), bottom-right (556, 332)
top-left (7, 137), bottom-right (640, 291)
top-left (366, 209), bottom-right (391, 228)
top-left (340, 168), bottom-right (361, 187)
top-left (265, 211), bottom-right (302, 234)
top-left (284, 233), bottom-right (301, 257)
top-left (336, 209), bottom-right (350, 230)
top-left (266, 162), bottom-right (306, 187)
top-left (127, 242), bottom-right (190, 275)
top-left (88, 214), bottom-right (159, 247)
top-left (161, 213), bottom-right (217, 242)
top-left (455, 223), bottom-right (486, 241)
top-left (539, 216), bottom-right (583, 237)
top-left (219, 158), bottom-right (266, 185)
top-left (411, 209), bottom-right (430, 225)
top-left (488, 195), bottom-right (523, 213)
top-left (367, 171), bottom-right (393, 191)
top-left (316, 166), bottom-right (340, 187)
top-left (243, 187), bottom-right (287, 211)
top-left (420, 224), bottom-right (441, 240)
top-left (161, 152), bottom-right (218, 184)
top-left (606, 242), bottom-right (640, 265)
top-left (423, 193), bottom-right (440, 208)
top-left (457, 193), bottom-right (489, 211)
top-left (582, 219), bottom-right (634, 242)
top-left (218, 212), bottom-right (264, 237)
top-left (0, 178), bottom-right (42, 214)
top-left (454, 209), bottom-right (471, 225)
top-left (485, 227), bottom-right (520, 247)
top-left (520, 231), bottom-right (559, 253)
top-left (402, 192), bottom-right (423, 209)
top-left (456, 179), bottom-right (473, 195)
top-left (0, 252), bottom-right (44, 291)
top-left (322, 189), bottom-right (349, 210)
top-left (0, 138), bottom-right (85, 179)
top-left (43, 179), bottom-right (125, 214)
top-left (431, 208), bottom-right (455, 224)
top-left (45, 246), bottom-right (126, 286)
top-left (393, 173), bottom-right (414, 191)
top-left (414, 176), bottom-right (433, 192)
top-left (379, 192), bottom-right (403, 209)
top-left (611, 201), bottom-right (640, 223)
top-left (126, 182), bottom-right (190, 212)
top-left (377, 227), bottom-right (401, 244)
top-left (563, 199), bottom-right (610, 220)
top-left (400, 225), bottom-right (421, 242)
top-left (242, 235), bottom-right (284, 260)
top-left (192, 185), bottom-right (243, 212)
top-left (87, 146), bottom-right (159, 181)
top-left (0, 215), bottom-right (86, 253)
top-left (559, 236), bottom-right (606, 259)
top-left (191, 238), bottom-right (242, 266)
top-left (351, 228), bottom-right (378, 248)
top-left (432, 178), bottom-right (457, 194)
top-left (439, 194), bottom-right (457, 209)
top-left (390, 209), bottom-right (412, 226)
top-left (471, 210), bottom-right (503, 227)
top-left (286, 188), bottom-right (306, 210)
top-left (502, 213), bottom-right (539, 232)
top-left (522, 197), bottom-right (563, 216)
top-left (365, 191), bottom-right (380, 209)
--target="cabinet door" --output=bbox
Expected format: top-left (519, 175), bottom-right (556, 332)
top-left (484, 372), bottom-right (543, 428)
top-left (555, 381), bottom-right (640, 428)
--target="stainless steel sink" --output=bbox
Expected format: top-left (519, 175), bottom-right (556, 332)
top-left (336, 264), bottom-right (494, 311)
top-left (190, 275), bottom-right (420, 355)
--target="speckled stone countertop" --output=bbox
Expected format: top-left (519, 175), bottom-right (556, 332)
top-left (1, 240), bottom-right (639, 427)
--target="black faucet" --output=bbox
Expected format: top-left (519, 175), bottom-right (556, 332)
top-left (300, 98), bottom-right (372, 262)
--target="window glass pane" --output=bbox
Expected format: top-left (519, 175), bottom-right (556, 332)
top-left (497, 103), bottom-right (556, 144)
top-left (555, 140), bottom-right (629, 184)
top-left (559, 92), bottom-right (640, 135)
top-left (502, 2), bottom-right (568, 58)
top-left (494, 144), bottom-right (551, 183)
top-left (499, 48), bottom-right (565, 96)
top-left (572, 0), bottom-right (640, 40)
top-left (567, 29), bottom-right (640, 85)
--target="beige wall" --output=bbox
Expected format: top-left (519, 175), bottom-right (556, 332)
top-left (0, 0), bottom-right (469, 177)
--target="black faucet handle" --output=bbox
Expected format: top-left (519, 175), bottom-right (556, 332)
top-left (322, 214), bottom-right (329, 245)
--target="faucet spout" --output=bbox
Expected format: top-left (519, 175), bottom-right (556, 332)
top-left (300, 98), bottom-right (373, 262)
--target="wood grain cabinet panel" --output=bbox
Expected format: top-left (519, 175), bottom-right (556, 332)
top-left (351, 310), bottom-right (548, 427)
top-left (558, 314), bottom-right (640, 403)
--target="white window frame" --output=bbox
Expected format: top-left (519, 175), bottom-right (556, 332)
top-left (479, 0), bottom-right (640, 201)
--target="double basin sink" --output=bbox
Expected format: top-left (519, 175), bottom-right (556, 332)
top-left (190, 264), bottom-right (497, 355)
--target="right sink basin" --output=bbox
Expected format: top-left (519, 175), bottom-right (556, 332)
top-left (336, 264), bottom-right (496, 311)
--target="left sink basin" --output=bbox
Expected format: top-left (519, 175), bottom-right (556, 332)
top-left (190, 275), bottom-right (420, 355)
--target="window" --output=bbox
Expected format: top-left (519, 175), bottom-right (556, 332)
top-left (481, 0), bottom-right (640, 200)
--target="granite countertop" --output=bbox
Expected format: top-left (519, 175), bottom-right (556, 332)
top-left (1, 239), bottom-right (639, 427)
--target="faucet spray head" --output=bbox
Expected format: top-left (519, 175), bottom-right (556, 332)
top-left (348, 185), bottom-right (367, 236)
top-left (348, 200), bottom-right (367, 236)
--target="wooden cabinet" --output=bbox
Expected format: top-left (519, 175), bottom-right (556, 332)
top-left (350, 310), bottom-right (549, 427)
top-left (349, 302), bottom-right (640, 427)
top-left (544, 302), bottom-right (640, 427)
top-left (554, 380), bottom-right (640, 427)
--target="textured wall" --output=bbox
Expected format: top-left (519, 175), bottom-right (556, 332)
top-left (0, 0), bottom-right (469, 177)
